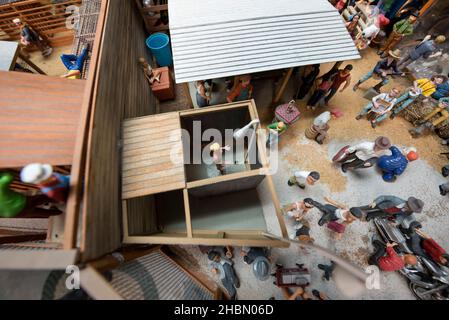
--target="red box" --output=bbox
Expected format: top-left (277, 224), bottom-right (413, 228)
top-left (151, 67), bottom-right (175, 101)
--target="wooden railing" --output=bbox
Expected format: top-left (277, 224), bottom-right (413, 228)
top-left (0, 0), bottom-right (82, 47)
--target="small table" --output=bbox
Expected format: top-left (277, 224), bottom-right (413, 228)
top-left (0, 40), bottom-right (46, 74)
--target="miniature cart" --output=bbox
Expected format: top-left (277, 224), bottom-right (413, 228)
top-left (274, 267), bottom-right (311, 288)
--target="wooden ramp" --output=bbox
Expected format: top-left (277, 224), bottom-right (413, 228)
top-left (0, 71), bottom-right (85, 169)
top-left (122, 112), bottom-right (186, 199)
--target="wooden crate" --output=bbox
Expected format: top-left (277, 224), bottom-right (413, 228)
top-left (121, 100), bottom-right (289, 248)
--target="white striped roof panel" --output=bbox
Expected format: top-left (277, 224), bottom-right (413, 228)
top-left (168, 0), bottom-right (360, 83)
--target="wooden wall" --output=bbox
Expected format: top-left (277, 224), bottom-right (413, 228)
top-left (188, 174), bottom-right (265, 198)
top-left (80, 0), bottom-right (156, 261)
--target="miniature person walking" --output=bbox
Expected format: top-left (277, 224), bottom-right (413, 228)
top-left (20, 163), bottom-right (70, 204)
top-left (324, 65), bottom-right (353, 105)
top-left (357, 195), bottom-right (424, 221)
top-left (398, 35), bottom-right (446, 70)
top-left (227, 75), bottom-right (253, 102)
top-left (208, 250), bottom-right (240, 299)
top-left (390, 75), bottom-right (445, 119)
top-left (306, 72), bottom-right (336, 110)
top-left (353, 50), bottom-right (403, 93)
top-left (288, 171), bottom-right (320, 190)
top-left (336, 136), bottom-right (391, 173)
top-left (13, 18), bottom-right (52, 57)
top-left (60, 44), bottom-right (90, 79)
top-left (368, 239), bottom-right (417, 271)
top-left (378, 13), bottom-right (417, 56)
top-left (209, 143), bottom-right (230, 175)
top-left (356, 88), bottom-right (400, 128)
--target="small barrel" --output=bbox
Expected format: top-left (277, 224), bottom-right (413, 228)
top-left (305, 125), bottom-right (318, 140)
top-left (146, 33), bottom-right (173, 67)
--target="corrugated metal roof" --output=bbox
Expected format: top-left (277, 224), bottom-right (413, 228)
top-left (169, 0), bottom-right (360, 83)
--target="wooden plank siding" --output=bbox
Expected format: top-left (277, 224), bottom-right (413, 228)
top-left (0, 70), bottom-right (84, 168)
top-left (79, 0), bottom-right (157, 261)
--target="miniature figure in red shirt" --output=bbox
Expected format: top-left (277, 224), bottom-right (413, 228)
top-left (227, 75), bottom-right (253, 103)
top-left (422, 237), bottom-right (449, 267)
top-left (368, 240), bottom-right (417, 271)
top-left (20, 163), bottom-right (70, 204)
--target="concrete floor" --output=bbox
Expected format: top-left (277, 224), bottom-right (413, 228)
top-left (183, 49), bottom-right (449, 300)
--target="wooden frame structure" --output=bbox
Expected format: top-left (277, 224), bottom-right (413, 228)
top-left (0, 0), bottom-right (82, 47)
top-left (134, 0), bottom-right (169, 34)
top-left (121, 100), bottom-right (289, 247)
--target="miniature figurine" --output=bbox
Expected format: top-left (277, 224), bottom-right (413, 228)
top-left (20, 164), bottom-right (70, 204)
top-left (368, 238), bottom-right (417, 271)
top-left (304, 198), bottom-right (362, 240)
top-left (419, 230), bottom-right (449, 267)
top-left (356, 87), bottom-right (400, 127)
top-left (377, 146), bottom-right (419, 182)
top-left (291, 219), bottom-right (314, 243)
top-left (240, 247), bottom-right (271, 281)
top-left (335, 136), bottom-right (391, 172)
top-left (241, 247), bottom-right (270, 265)
top-left (318, 261), bottom-right (335, 281)
top-left (324, 65), bottom-right (353, 105)
top-left (0, 172), bottom-right (62, 218)
top-left (60, 44), bottom-right (90, 80)
top-left (287, 171), bottom-right (320, 189)
top-left (312, 289), bottom-right (330, 300)
top-left (398, 35), bottom-right (446, 70)
top-left (345, 14), bottom-right (360, 39)
top-left (266, 121), bottom-right (285, 147)
top-left (294, 64), bottom-right (320, 100)
top-left (390, 75), bottom-right (446, 119)
top-left (305, 111), bottom-right (333, 144)
top-left (432, 72), bottom-right (449, 100)
top-left (208, 250), bottom-right (240, 299)
top-left (199, 245), bottom-right (234, 259)
top-left (0, 172), bottom-right (26, 218)
top-left (353, 49), bottom-right (403, 93)
top-left (226, 75), bottom-right (253, 103)
top-left (409, 97), bottom-right (449, 137)
top-left (358, 195), bottom-right (424, 221)
top-left (13, 18), bottom-right (52, 57)
top-left (209, 143), bottom-right (231, 175)
top-left (282, 199), bottom-right (314, 222)
top-left (354, 14), bottom-right (390, 51)
top-left (378, 13), bottom-right (418, 57)
top-left (440, 182), bottom-right (449, 196)
top-left (195, 80), bottom-right (211, 108)
top-left (138, 57), bottom-right (161, 85)
top-left (306, 72), bottom-right (337, 110)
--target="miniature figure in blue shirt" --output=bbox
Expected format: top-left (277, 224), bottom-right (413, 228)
top-left (377, 146), bottom-right (418, 182)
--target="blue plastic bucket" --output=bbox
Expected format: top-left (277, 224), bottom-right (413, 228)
top-left (146, 33), bottom-right (173, 67)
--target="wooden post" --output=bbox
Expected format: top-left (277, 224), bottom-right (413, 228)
top-left (419, 0), bottom-right (436, 16)
top-left (18, 52), bottom-right (46, 75)
top-left (183, 82), bottom-right (194, 109)
top-left (0, 229), bottom-right (46, 244)
top-left (272, 67), bottom-right (293, 105)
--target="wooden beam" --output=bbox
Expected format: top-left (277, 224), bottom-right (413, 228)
top-left (63, 0), bottom-right (109, 250)
top-left (0, 249), bottom-right (78, 270)
top-left (419, 0), bottom-right (436, 16)
top-left (183, 189), bottom-right (193, 238)
top-left (80, 266), bottom-right (124, 300)
top-left (18, 52), bottom-right (46, 75)
top-left (272, 67), bottom-right (293, 104)
top-left (0, 230), bottom-right (46, 244)
top-left (183, 82), bottom-right (194, 109)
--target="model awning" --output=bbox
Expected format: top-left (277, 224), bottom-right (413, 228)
top-left (169, 0), bottom-right (361, 83)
